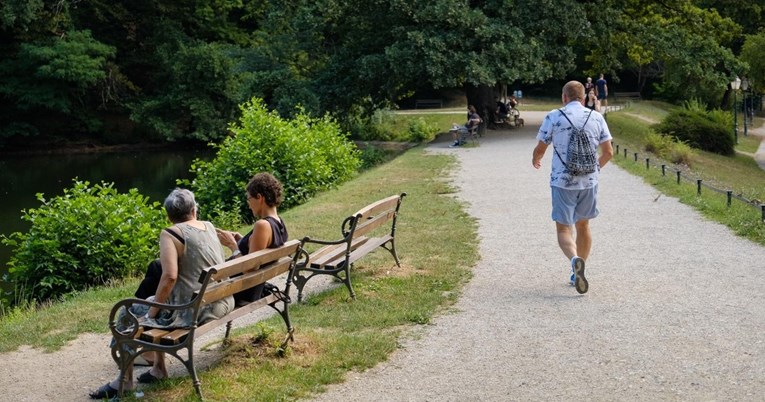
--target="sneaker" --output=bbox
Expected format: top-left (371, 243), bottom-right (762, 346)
top-left (572, 256), bottom-right (588, 294)
top-left (569, 268), bottom-right (575, 286)
top-left (449, 141), bottom-right (461, 148)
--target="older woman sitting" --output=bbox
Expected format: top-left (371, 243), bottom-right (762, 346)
top-left (89, 188), bottom-right (234, 399)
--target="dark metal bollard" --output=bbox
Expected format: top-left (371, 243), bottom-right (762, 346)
top-left (697, 179), bottom-right (702, 195)
top-left (646, 158), bottom-right (650, 169)
top-left (661, 164), bottom-right (666, 176)
top-left (634, 152), bottom-right (638, 162)
top-left (727, 191), bottom-right (732, 207)
top-left (615, 144), bottom-right (619, 154)
top-left (676, 170), bottom-right (681, 184)
top-left (762, 205), bottom-right (765, 222)
top-left (624, 148), bottom-right (627, 158)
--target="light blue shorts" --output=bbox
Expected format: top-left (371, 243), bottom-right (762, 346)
top-left (551, 185), bottom-right (599, 225)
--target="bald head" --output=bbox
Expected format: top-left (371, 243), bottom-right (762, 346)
top-left (563, 80), bottom-right (585, 103)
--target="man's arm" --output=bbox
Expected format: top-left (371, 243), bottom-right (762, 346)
top-left (532, 141), bottom-right (549, 169)
top-left (599, 140), bottom-right (613, 168)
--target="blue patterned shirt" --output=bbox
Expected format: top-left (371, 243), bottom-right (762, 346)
top-left (536, 101), bottom-right (612, 189)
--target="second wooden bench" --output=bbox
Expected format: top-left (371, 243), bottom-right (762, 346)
top-left (292, 193), bottom-right (406, 302)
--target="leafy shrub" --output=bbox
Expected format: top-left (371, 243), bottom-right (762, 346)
top-left (667, 140), bottom-right (694, 165)
top-left (1, 181), bottom-right (166, 303)
top-left (654, 109), bottom-right (734, 155)
top-left (644, 132), bottom-right (673, 155)
top-left (348, 109), bottom-right (399, 141)
top-left (644, 132), bottom-right (695, 165)
top-left (407, 117), bottom-right (439, 142)
top-left (187, 98), bottom-right (361, 222)
top-left (359, 146), bottom-right (390, 170)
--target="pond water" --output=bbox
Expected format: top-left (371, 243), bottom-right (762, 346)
top-left (0, 148), bottom-right (213, 295)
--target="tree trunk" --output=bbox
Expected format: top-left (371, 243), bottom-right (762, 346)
top-left (465, 83), bottom-right (497, 131)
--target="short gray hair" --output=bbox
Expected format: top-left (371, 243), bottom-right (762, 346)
top-left (164, 188), bottom-right (197, 223)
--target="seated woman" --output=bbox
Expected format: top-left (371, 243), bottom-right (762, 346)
top-left (216, 172), bottom-right (289, 306)
top-left (449, 105), bottom-right (482, 147)
top-left (89, 188), bottom-right (234, 399)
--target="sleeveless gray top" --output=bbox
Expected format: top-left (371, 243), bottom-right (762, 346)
top-left (154, 221), bottom-right (234, 328)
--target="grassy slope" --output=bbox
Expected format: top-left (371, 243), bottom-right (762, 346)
top-left (607, 102), bottom-right (765, 246)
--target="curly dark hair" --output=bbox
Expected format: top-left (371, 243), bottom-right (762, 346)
top-left (246, 172), bottom-right (283, 207)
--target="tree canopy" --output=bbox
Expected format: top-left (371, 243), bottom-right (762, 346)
top-left (0, 0), bottom-right (757, 143)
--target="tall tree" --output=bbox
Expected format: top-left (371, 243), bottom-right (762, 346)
top-left (583, 0), bottom-right (743, 104)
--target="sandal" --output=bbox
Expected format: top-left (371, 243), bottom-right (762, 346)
top-left (89, 383), bottom-right (120, 399)
top-left (137, 371), bottom-right (163, 384)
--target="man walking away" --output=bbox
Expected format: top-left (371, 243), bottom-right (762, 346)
top-left (531, 81), bottom-right (613, 294)
top-left (595, 73), bottom-right (608, 109)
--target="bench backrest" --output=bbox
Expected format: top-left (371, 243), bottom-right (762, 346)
top-left (197, 239), bottom-right (301, 305)
top-left (349, 193), bottom-right (406, 239)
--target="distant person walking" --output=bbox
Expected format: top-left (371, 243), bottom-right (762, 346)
top-left (531, 81), bottom-right (614, 294)
top-left (584, 77), bottom-right (595, 95)
top-left (595, 73), bottom-right (608, 109)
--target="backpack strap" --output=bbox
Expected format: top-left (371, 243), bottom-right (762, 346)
top-left (553, 108), bottom-right (593, 168)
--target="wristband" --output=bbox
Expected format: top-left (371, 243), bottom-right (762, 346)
top-left (231, 249), bottom-right (242, 257)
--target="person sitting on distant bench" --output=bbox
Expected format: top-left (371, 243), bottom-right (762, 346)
top-left (449, 105), bottom-right (481, 147)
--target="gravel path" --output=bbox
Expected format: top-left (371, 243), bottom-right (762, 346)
top-left (1, 111), bottom-right (764, 401)
top-left (310, 111), bottom-right (765, 401)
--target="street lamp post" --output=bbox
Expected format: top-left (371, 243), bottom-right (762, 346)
top-left (742, 78), bottom-right (749, 137)
top-left (731, 76), bottom-right (741, 144)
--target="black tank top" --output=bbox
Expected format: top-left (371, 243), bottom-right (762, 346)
top-left (236, 216), bottom-right (288, 255)
top-left (232, 216), bottom-right (289, 305)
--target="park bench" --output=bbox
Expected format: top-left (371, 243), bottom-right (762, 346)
top-left (614, 92), bottom-right (641, 104)
top-left (292, 193), bottom-right (406, 302)
top-left (415, 99), bottom-right (443, 109)
top-left (108, 240), bottom-right (302, 399)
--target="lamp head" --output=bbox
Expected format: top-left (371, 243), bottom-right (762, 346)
top-left (742, 78), bottom-right (749, 91)
top-left (731, 76), bottom-right (741, 90)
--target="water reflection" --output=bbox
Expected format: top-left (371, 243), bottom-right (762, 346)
top-left (0, 149), bottom-right (213, 293)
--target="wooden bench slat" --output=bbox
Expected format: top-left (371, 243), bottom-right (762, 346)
top-left (320, 235), bottom-right (393, 269)
top-left (140, 329), bottom-right (171, 343)
top-left (353, 195), bottom-right (401, 220)
top-left (353, 210), bottom-right (396, 238)
top-left (160, 329), bottom-right (189, 345)
top-left (206, 240), bottom-right (300, 281)
top-left (346, 235), bottom-right (393, 266)
top-left (202, 257), bottom-right (293, 303)
top-left (309, 236), bottom-right (370, 269)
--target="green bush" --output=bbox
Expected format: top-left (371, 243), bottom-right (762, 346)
top-left (1, 181), bottom-right (166, 303)
top-left (187, 98), bottom-right (361, 222)
top-left (643, 132), bottom-right (694, 165)
top-left (407, 117), bottom-right (439, 142)
top-left (654, 109), bottom-right (734, 155)
top-left (667, 140), bottom-right (694, 165)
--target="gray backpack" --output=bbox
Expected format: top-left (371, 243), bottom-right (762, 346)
top-left (554, 109), bottom-right (597, 176)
